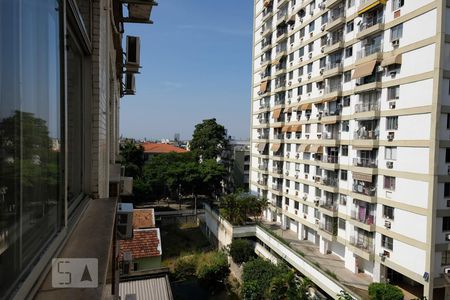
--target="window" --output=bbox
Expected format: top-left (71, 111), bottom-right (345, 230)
top-left (385, 147), bottom-right (397, 160)
top-left (289, 53), bottom-right (294, 62)
top-left (338, 218), bottom-right (346, 230)
top-left (320, 57), bottom-right (326, 68)
top-left (285, 197), bottom-right (290, 205)
top-left (383, 205), bottom-right (394, 219)
top-left (343, 96), bottom-right (350, 106)
top-left (342, 121), bottom-right (349, 132)
top-left (315, 187), bottom-right (321, 197)
top-left (307, 63), bottom-right (313, 73)
top-left (288, 89), bottom-right (293, 98)
top-left (381, 235), bottom-right (393, 250)
top-left (447, 114), bottom-right (450, 129)
top-left (314, 208), bottom-right (320, 219)
top-left (391, 24), bottom-right (403, 42)
top-left (289, 71), bottom-right (294, 80)
top-left (442, 251), bottom-right (450, 266)
top-left (295, 163), bottom-right (301, 171)
top-left (345, 46), bottom-right (353, 58)
top-left (347, 0), bottom-right (355, 8)
top-left (304, 184), bottom-right (309, 193)
top-left (384, 176), bottom-right (396, 191)
top-left (304, 164), bottom-right (310, 173)
top-left (321, 14), bottom-right (328, 25)
top-left (344, 71), bottom-right (351, 82)
top-left (339, 194), bottom-right (347, 206)
top-left (290, 34), bottom-right (295, 44)
top-left (341, 145), bottom-right (348, 156)
top-left (346, 21), bottom-right (354, 33)
top-left (299, 47), bottom-right (305, 57)
top-left (309, 20), bottom-right (315, 33)
top-left (386, 116), bottom-right (398, 130)
top-left (302, 204), bottom-right (308, 214)
top-left (387, 86), bottom-right (400, 100)
top-left (443, 216), bottom-right (450, 231)
top-left (298, 86), bottom-right (303, 95)
top-left (298, 66), bottom-right (304, 76)
top-left (392, 0), bottom-right (404, 10)
top-left (446, 148), bottom-right (450, 163)
top-left (294, 201), bottom-right (299, 210)
top-left (300, 27), bottom-right (305, 38)
top-left (286, 144), bottom-right (291, 152)
top-left (308, 42), bottom-right (314, 53)
top-left (445, 183), bottom-right (450, 197)
top-left (306, 83), bottom-right (312, 93)
top-left (340, 170), bottom-right (348, 181)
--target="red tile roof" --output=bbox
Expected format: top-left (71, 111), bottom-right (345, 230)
top-left (119, 228), bottom-right (161, 259)
top-left (141, 142), bottom-right (188, 154)
top-left (133, 209), bottom-right (155, 229)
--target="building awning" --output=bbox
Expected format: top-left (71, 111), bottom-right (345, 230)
top-left (126, 1), bottom-right (158, 24)
top-left (352, 60), bottom-right (377, 79)
top-left (322, 119), bottom-right (337, 125)
top-left (358, 0), bottom-right (387, 15)
top-left (298, 144), bottom-right (311, 152)
top-left (299, 103), bottom-right (312, 110)
top-left (271, 143), bottom-right (281, 152)
top-left (309, 144), bottom-right (323, 153)
top-left (272, 108), bottom-right (283, 119)
top-left (258, 143), bottom-right (268, 152)
top-left (291, 124), bottom-right (302, 132)
top-left (353, 172), bottom-right (372, 182)
top-left (281, 125), bottom-right (291, 133)
top-left (352, 145), bottom-right (374, 150)
top-left (381, 54), bottom-right (402, 67)
top-left (260, 81), bottom-right (268, 93)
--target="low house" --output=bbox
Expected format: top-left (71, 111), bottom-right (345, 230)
top-left (141, 142), bottom-right (188, 161)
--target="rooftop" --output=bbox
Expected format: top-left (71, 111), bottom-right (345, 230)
top-left (141, 142), bottom-right (188, 154)
top-left (133, 208), bottom-right (155, 229)
top-left (120, 228), bottom-right (162, 260)
top-left (119, 274), bottom-right (173, 300)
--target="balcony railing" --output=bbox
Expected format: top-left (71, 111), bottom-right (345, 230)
top-left (325, 61), bottom-right (343, 71)
top-left (323, 155), bottom-right (339, 164)
top-left (352, 157), bottom-right (377, 168)
top-left (257, 179), bottom-right (268, 185)
top-left (272, 183), bottom-right (283, 191)
top-left (359, 15), bottom-right (383, 32)
top-left (263, 7), bottom-right (273, 17)
top-left (324, 84), bottom-right (342, 94)
top-left (349, 235), bottom-right (374, 254)
top-left (354, 101), bottom-right (380, 113)
top-left (352, 183), bottom-right (377, 196)
top-left (356, 43), bottom-right (382, 59)
top-left (320, 200), bottom-right (338, 212)
top-left (322, 177), bottom-right (338, 187)
top-left (272, 167), bottom-right (283, 174)
top-left (261, 39), bottom-right (272, 49)
top-left (274, 133), bottom-right (284, 139)
top-left (275, 81), bottom-right (286, 89)
top-left (259, 102), bottom-right (270, 109)
top-left (322, 131), bottom-right (340, 140)
top-left (350, 209), bottom-right (375, 225)
top-left (259, 118), bottom-right (270, 124)
top-left (329, 9), bottom-right (344, 22)
top-left (276, 28), bottom-right (288, 37)
top-left (353, 129), bottom-right (379, 140)
top-left (258, 134), bottom-right (269, 139)
top-left (326, 34), bottom-right (344, 47)
top-left (319, 221), bottom-right (336, 235)
top-left (258, 164), bottom-right (269, 171)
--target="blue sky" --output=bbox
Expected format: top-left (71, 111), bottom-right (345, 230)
top-left (120, 0), bottom-right (254, 141)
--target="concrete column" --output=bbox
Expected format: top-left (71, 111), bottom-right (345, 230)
top-left (319, 236), bottom-right (327, 254)
top-left (373, 261), bottom-right (382, 283)
top-left (298, 223), bottom-right (304, 240)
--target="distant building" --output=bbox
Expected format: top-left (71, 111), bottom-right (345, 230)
top-left (141, 142), bottom-right (188, 161)
top-left (223, 140), bottom-right (250, 192)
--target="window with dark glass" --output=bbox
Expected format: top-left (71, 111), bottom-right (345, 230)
top-left (443, 217), bottom-right (450, 231)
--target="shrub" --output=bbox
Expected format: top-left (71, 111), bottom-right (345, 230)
top-left (173, 255), bottom-right (198, 280)
top-left (196, 251), bottom-right (230, 289)
top-left (368, 282), bottom-right (404, 300)
top-left (229, 239), bottom-right (255, 264)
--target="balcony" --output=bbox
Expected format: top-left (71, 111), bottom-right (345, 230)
top-left (258, 164), bottom-right (269, 171)
top-left (325, 0), bottom-right (343, 9)
top-left (272, 183), bottom-right (283, 191)
top-left (274, 81), bottom-right (287, 92)
top-left (273, 133), bottom-right (284, 139)
top-left (257, 178), bottom-right (268, 185)
top-left (353, 129), bottom-right (378, 140)
top-left (357, 0), bottom-right (386, 15)
top-left (352, 157), bottom-right (377, 168)
top-left (322, 176), bottom-right (339, 188)
top-left (324, 38), bottom-right (344, 54)
top-left (349, 235), bottom-right (374, 257)
top-left (320, 199), bottom-right (338, 213)
top-left (326, 11), bottom-right (345, 31)
top-left (258, 133), bottom-right (269, 139)
top-left (276, 28), bottom-right (288, 41)
top-left (272, 166), bottom-right (283, 174)
top-left (357, 16), bottom-right (384, 40)
top-left (323, 62), bottom-right (343, 78)
top-left (323, 84), bottom-right (342, 98)
top-left (319, 219), bottom-right (337, 236)
top-left (354, 101), bottom-right (380, 113)
top-left (350, 207), bottom-right (375, 227)
top-left (322, 131), bottom-right (340, 140)
top-left (356, 43), bottom-right (383, 63)
top-left (259, 102), bottom-right (270, 110)
top-left (261, 39), bottom-right (272, 52)
top-left (262, 8), bottom-right (273, 21)
top-left (352, 182), bottom-right (376, 197)
top-left (259, 118), bottom-right (270, 124)
top-left (322, 155), bottom-right (339, 164)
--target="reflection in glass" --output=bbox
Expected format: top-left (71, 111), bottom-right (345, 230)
top-left (0, 0), bottom-right (62, 298)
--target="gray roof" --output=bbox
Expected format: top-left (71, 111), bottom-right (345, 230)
top-left (119, 276), bottom-right (173, 300)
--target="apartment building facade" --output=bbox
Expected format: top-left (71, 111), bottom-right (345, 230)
top-left (250, 0), bottom-right (450, 298)
top-left (0, 0), bottom-right (155, 299)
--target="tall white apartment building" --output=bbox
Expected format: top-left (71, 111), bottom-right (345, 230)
top-left (250, 0), bottom-right (450, 298)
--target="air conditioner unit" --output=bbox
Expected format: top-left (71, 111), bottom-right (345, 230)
top-left (286, 153), bottom-right (290, 158)
top-left (445, 233), bottom-right (450, 241)
top-left (124, 73), bottom-right (136, 95)
top-left (288, 99), bottom-right (292, 104)
top-left (286, 189), bottom-right (289, 194)
top-left (308, 52), bottom-right (313, 58)
top-left (321, 25), bottom-right (326, 31)
top-left (444, 267), bottom-right (450, 275)
top-left (384, 220), bottom-right (391, 229)
top-left (387, 132), bottom-right (395, 141)
top-left (285, 171), bottom-right (290, 176)
top-left (125, 36), bottom-right (141, 73)
top-left (298, 78), bottom-right (302, 82)
top-left (321, 46), bottom-right (325, 53)
top-left (300, 57), bottom-right (303, 62)
top-left (291, 42), bottom-right (294, 47)
top-left (308, 74), bottom-right (312, 79)
top-left (285, 205), bottom-right (289, 210)
top-left (320, 68), bottom-right (324, 75)
top-left (315, 219), bottom-right (319, 224)
top-left (310, 32), bottom-right (314, 37)
top-left (304, 213), bottom-right (307, 218)
top-left (386, 161), bottom-right (394, 169)
top-left (314, 199), bottom-right (319, 205)
top-left (288, 81), bottom-right (292, 86)
top-left (392, 39), bottom-right (400, 47)
top-left (295, 209), bottom-right (298, 215)
top-left (300, 18), bottom-right (304, 23)
top-left (290, 61), bottom-right (293, 66)
top-left (309, 10), bottom-right (314, 15)
top-left (305, 174), bottom-right (309, 179)
top-left (303, 194), bottom-right (308, 200)
top-left (295, 191), bottom-right (299, 196)
top-left (389, 101), bottom-right (396, 109)
top-left (296, 153), bottom-right (300, 158)
top-left (117, 203), bottom-right (134, 240)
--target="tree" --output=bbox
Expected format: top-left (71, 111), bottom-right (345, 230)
top-left (368, 282), bottom-right (404, 300)
top-left (229, 239), bottom-right (255, 264)
top-left (241, 257), bottom-right (280, 299)
top-left (337, 290), bottom-right (353, 300)
top-left (120, 141), bottom-right (144, 177)
top-left (220, 192), bottom-right (267, 225)
top-left (190, 118), bottom-right (228, 160)
top-left (196, 251), bottom-right (230, 290)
